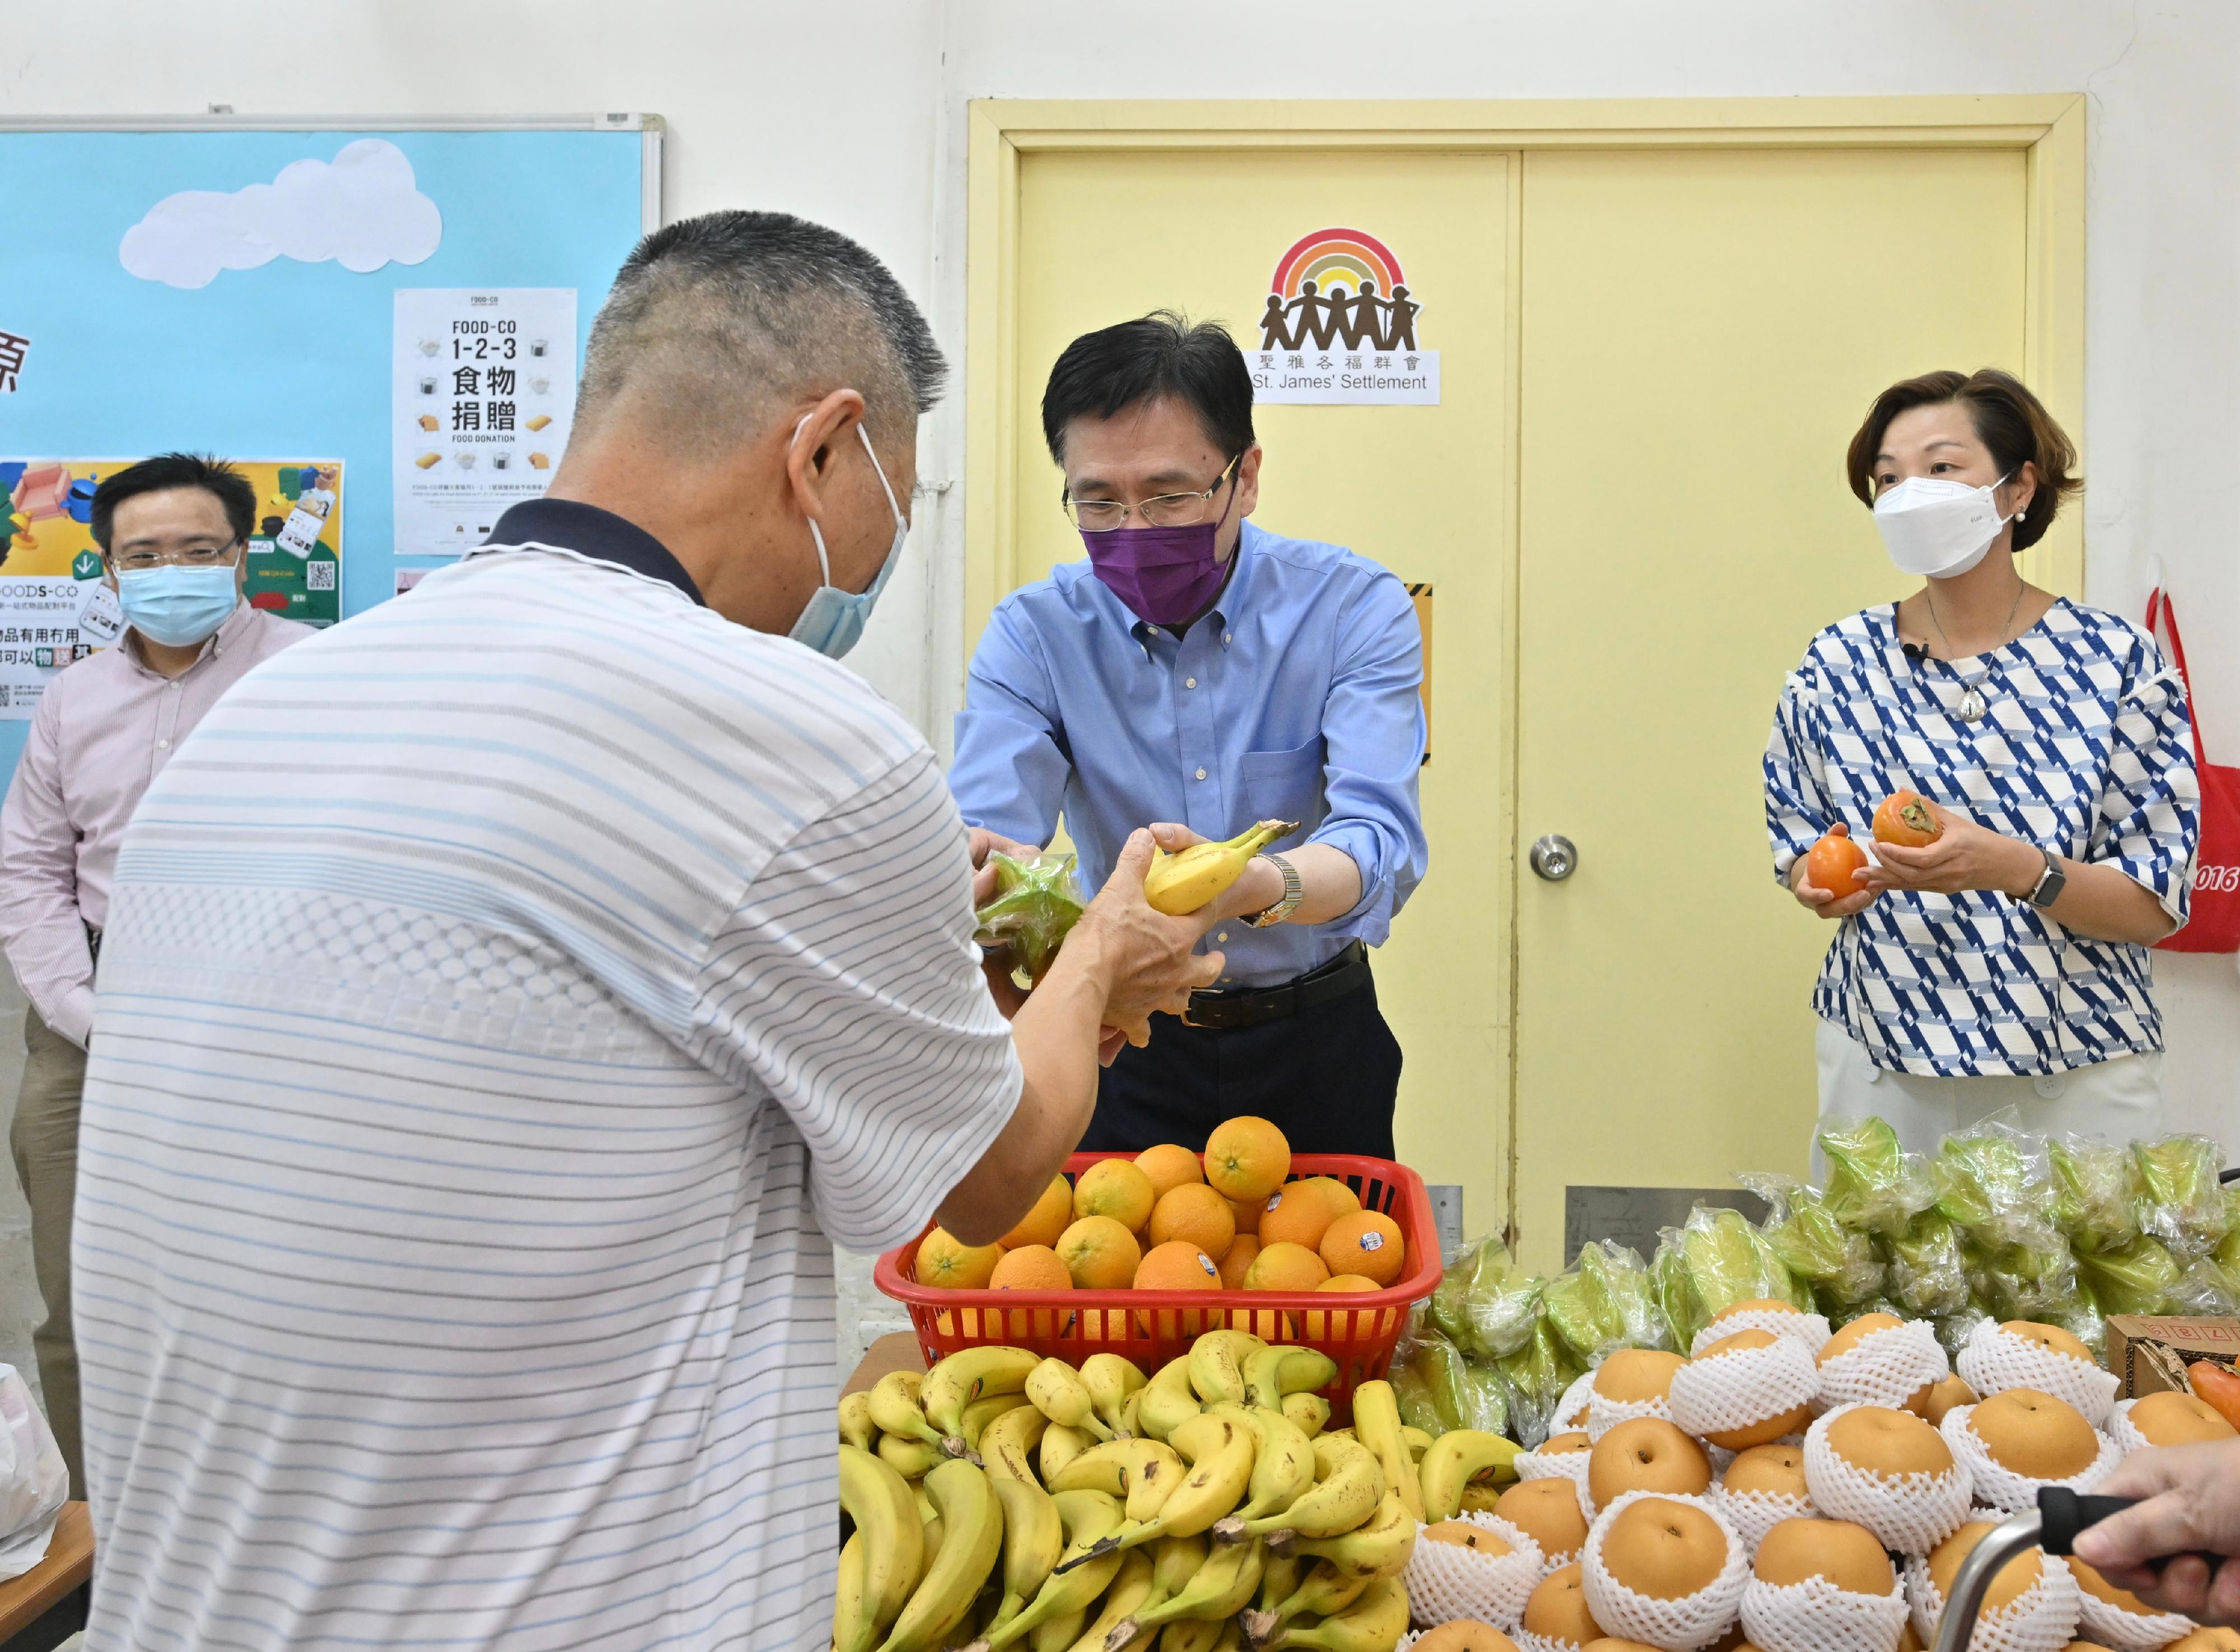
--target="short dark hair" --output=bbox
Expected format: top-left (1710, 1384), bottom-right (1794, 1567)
top-left (1041, 312), bottom-right (1255, 465)
top-left (579, 209), bottom-right (945, 450)
top-left (1845, 368), bottom-right (2079, 553)
top-left (90, 453), bottom-right (255, 552)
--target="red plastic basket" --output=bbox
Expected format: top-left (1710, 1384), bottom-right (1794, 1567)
top-left (872, 1152), bottom-right (1442, 1426)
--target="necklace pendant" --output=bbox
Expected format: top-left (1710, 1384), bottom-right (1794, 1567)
top-left (1957, 687), bottom-right (1987, 722)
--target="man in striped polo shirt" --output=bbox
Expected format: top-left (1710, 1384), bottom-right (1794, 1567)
top-left (72, 212), bottom-right (1219, 1650)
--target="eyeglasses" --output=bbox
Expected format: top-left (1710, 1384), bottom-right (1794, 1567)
top-left (110, 539), bottom-right (243, 572)
top-left (1065, 456), bottom-right (1240, 533)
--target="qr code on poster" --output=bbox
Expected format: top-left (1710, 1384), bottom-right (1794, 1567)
top-left (307, 562), bottom-right (337, 591)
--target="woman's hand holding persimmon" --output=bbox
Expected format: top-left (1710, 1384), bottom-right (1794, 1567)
top-left (1791, 822), bottom-right (1880, 920)
top-left (1857, 799), bottom-right (2042, 898)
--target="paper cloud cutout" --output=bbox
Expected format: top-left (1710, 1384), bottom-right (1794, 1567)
top-left (120, 138), bottom-right (442, 290)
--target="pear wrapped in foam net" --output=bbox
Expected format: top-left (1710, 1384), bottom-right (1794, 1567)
top-left (1668, 1332), bottom-right (1819, 1445)
top-left (1905, 1547), bottom-right (2082, 1652)
top-left (1739, 1570), bottom-right (1911, 1652)
top-left (1405, 1513), bottom-right (1546, 1633)
top-left (1817, 1316), bottom-right (1950, 1412)
top-left (1801, 1404), bottom-right (1974, 1556)
top-left (1579, 1491), bottom-right (1749, 1651)
top-left (1936, 1402), bottom-right (2120, 1515)
top-left (1954, 1320), bottom-right (2118, 1427)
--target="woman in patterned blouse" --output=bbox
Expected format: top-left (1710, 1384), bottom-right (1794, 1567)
top-left (1765, 368), bottom-right (2200, 1153)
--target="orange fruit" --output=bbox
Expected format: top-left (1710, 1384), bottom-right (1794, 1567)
top-left (1218, 1234), bottom-right (1262, 1290)
top-left (1244, 1240), bottom-right (1330, 1291)
top-left (989, 1244), bottom-right (1073, 1291)
top-left (1136, 1143), bottom-right (1205, 1202)
top-left (1259, 1184), bottom-right (1341, 1252)
top-left (1304, 1272), bottom-right (1380, 1338)
top-left (1298, 1174), bottom-right (1361, 1216)
top-left (916, 1225), bottom-right (1003, 1289)
top-left (1148, 1183), bottom-right (1237, 1261)
top-left (1073, 1159), bottom-right (1156, 1233)
top-left (1000, 1174), bottom-right (1074, 1250)
top-left (1228, 1196), bottom-right (1263, 1236)
top-left (1057, 1215), bottom-right (1142, 1289)
top-left (1319, 1210), bottom-right (1405, 1286)
top-left (1204, 1115), bottom-right (1291, 1203)
top-left (1136, 1239), bottom-right (1222, 1291)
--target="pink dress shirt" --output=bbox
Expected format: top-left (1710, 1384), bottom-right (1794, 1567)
top-left (0, 603), bottom-right (310, 1046)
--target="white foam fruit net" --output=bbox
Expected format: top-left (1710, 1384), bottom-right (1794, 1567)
top-left (1938, 1404), bottom-right (2121, 1516)
top-left (1579, 1490), bottom-right (1750, 1651)
top-left (1954, 1323), bottom-right (2120, 1427)
top-left (1691, 1309), bottom-right (1833, 1359)
top-left (1513, 1633), bottom-right (1580, 1652)
top-left (1585, 1392), bottom-right (1676, 1443)
top-left (1405, 1512), bottom-right (1547, 1632)
top-left (1802, 1404), bottom-right (1975, 1556)
top-left (1513, 1446), bottom-right (1595, 1528)
top-left (1738, 1572), bottom-right (1911, 1652)
top-left (2073, 1580), bottom-right (2199, 1652)
top-left (1817, 1320), bottom-right (1951, 1413)
top-left (2104, 1399), bottom-right (2154, 1459)
top-left (1553, 1371), bottom-right (1600, 1436)
top-left (1905, 1548), bottom-right (2082, 1652)
top-left (1669, 1336), bottom-right (1822, 1443)
top-left (1709, 1486), bottom-right (1814, 1553)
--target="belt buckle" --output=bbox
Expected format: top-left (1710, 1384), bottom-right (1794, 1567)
top-left (1181, 997), bottom-right (1217, 1029)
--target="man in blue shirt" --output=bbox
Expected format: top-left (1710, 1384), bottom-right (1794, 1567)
top-left (951, 313), bottom-right (1429, 1154)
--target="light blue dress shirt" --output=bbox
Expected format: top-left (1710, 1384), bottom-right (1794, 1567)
top-left (951, 519), bottom-right (1429, 989)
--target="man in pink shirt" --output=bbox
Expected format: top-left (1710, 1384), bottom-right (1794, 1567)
top-left (0, 453), bottom-right (309, 1492)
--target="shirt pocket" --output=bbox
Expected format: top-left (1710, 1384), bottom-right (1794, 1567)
top-left (1239, 737), bottom-right (1327, 842)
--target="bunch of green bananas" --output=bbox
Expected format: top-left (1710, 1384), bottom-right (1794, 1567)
top-left (834, 1334), bottom-right (1476, 1652)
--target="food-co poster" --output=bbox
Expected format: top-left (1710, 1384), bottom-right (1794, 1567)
top-left (0, 458), bottom-right (342, 718)
top-left (1244, 227), bottom-right (1441, 405)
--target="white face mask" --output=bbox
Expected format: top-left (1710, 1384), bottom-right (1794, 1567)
top-left (1872, 472), bottom-right (2013, 579)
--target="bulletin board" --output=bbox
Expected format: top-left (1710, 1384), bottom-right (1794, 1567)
top-left (0, 114), bottom-right (660, 780)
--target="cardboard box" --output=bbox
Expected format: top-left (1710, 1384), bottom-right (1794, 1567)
top-left (2106, 1314), bottom-right (2240, 1397)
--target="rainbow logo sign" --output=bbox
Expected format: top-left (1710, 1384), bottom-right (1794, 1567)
top-left (1270, 227), bottom-right (1405, 306)
top-left (1257, 226), bottom-right (1425, 357)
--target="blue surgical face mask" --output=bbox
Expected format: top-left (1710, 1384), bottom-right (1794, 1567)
top-left (115, 564), bottom-right (240, 648)
top-left (789, 420), bottom-right (908, 660)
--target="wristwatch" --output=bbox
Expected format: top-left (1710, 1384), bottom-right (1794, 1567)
top-left (1244, 852), bottom-right (1304, 927)
top-left (2020, 845), bottom-right (2068, 909)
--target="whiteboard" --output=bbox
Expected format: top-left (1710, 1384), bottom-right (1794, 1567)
top-left (0, 114), bottom-right (660, 780)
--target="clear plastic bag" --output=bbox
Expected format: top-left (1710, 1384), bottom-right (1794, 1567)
top-left (1390, 1339), bottom-right (1458, 1438)
top-left (2069, 1234), bottom-right (2188, 1318)
top-left (2131, 1135), bottom-right (2235, 1261)
top-left (1882, 1210), bottom-right (1972, 1319)
top-left (1818, 1116), bottom-right (1936, 1236)
top-left (1429, 1237), bottom-right (1544, 1362)
top-left (972, 851), bottom-right (1085, 987)
top-left (1746, 1173), bottom-right (1885, 1311)
top-left (1963, 1231), bottom-right (2083, 1324)
top-left (2048, 1133), bottom-right (2139, 1254)
top-left (2215, 1189), bottom-right (2240, 1298)
top-left (1650, 1205), bottom-right (1809, 1355)
top-left (1543, 1239), bottom-right (1669, 1368)
top-left (1409, 1328), bottom-right (1511, 1438)
top-left (1490, 1315), bottom-right (1581, 1450)
top-left (0, 1366), bottom-right (64, 1580)
top-left (1931, 1112), bottom-right (2059, 1252)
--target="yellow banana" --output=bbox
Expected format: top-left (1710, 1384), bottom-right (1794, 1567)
top-left (1067, 1550), bottom-right (1155, 1652)
top-left (883, 1432), bottom-right (945, 1480)
top-left (1278, 1489), bottom-right (1415, 1580)
top-left (837, 1532), bottom-right (875, 1652)
top-left (961, 1392), bottom-right (1034, 1452)
top-left (1106, 1538), bottom-right (1264, 1648)
top-left (990, 1474), bottom-right (1064, 1632)
top-left (1028, 1612), bottom-right (1086, 1652)
top-left (1144, 821), bottom-right (1298, 916)
top-left (1187, 1329), bottom-right (1263, 1406)
top-left (917, 1485), bottom-right (941, 1525)
top-left (1120, 1389), bottom-right (1144, 1439)
top-left (1259, 1575), bottom-right (1407, 1652)
top-left (1137, 1357), bottom-right (1202, 1444)
top-left (875, 1457), bottom-right (1004, 1652)
top-left (1234, 1434), bottom-right (1383, 1541)
top-left (873, 1371), bottom-right (949, 1450)
top-left (1243, 1346), bottom-right (1338, 1413)
top-left (842, 1390), bottom-right (880, 1452)
top-left (1415, 1427), bottom-right (1523, 1522)
top-left (1256, 1551), bottom-right (1305, 1617)
top-left (1049, 1437), bottom-right (1188, 1524)
top-left (981, 1403), bottom-right (1053, 1485)
top-left (1026, 1357), bottom-right (1115, 1440)
top-left (1242, 1560), bottom-right (1373, 1647)
top-left (1041, 1423), bottom-right (1095, 1484)
top-left (1346, 1382), bottom-right (1421, 1523)
top-left (1160, 1622), bottom-right (1225, 1652)
top-left (1400, 1427), bottom-right (1432, 1460)
top-left (1280, 1394), bottom-right (1330, 1438)
top-left (1081, 1354), bottom-right (1148, 1436)
top-left (925, 1347), bottom-right (1045, 1452)
top-left (1140, 1534), bottom-right (1211, 1618)
top-left (1206, 1404), bottom-right (1315, 1541)
top-left (839, 1443), bottom-right (927, 1646)
top-left (1099, 1415), bottom-right (1257, 1553)
top-left (1457, 1483), bottom-right (1503, 1515)
top-left (970, 1490), bottom-right (1126, 1652)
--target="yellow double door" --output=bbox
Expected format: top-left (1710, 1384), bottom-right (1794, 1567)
top-left (988, 124), bottom-right (2046, 1271)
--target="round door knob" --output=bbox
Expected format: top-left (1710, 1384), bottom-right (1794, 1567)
top-left (1530, 833), bottom-right (1578, 881)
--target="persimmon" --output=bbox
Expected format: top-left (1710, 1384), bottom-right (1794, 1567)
top-left (1805, 828), bottom-right (1870, 898)
top-left (1873, 790), bottom-right (1942, 847)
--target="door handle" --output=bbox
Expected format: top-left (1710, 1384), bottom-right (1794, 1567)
top-left (1530, 834), bottom-right (1578, 881)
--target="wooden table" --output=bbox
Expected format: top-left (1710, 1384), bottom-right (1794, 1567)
top-left (0, 1501), bottom-right (90, 1651)
top-left (843, 1332), bottom-right (927, 1399)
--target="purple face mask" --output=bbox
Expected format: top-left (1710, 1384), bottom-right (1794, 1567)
top-left (1079, 464), bottom-right (1240, 626)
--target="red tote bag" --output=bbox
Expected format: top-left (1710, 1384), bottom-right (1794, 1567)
top-left (2146, 589), bottom-right (2240, 952)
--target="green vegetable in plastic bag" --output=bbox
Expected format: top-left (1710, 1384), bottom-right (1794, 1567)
top-left (1544, 1240), bottom-right (1669, 1368)
top-left (2070, 1234), bottom-right (2183, 1318)
top-left (2049, 1134), bottom-right (2139, 1253)
top-left (1390, 1342), bottom-right (1457, 1438)
top-left (1932, 1113), bottom-right (2058, 1251)
top-left (1491, 1315), bottom-right (1580, 1450)
top-left (1744, 1174), bottom-right (1884, 1310)
top-left (1963, 1231), bottom-right (2082, 1324)
top-left (973, 851), bottom-right (1085, 986)
top-left (1651, 1205), bottom-right (1809, 1353)
top-left (2132, 1135), bottom-right (2234, 1260)
top-left (2215, 1191), bottom-right (2240, 1297)
top-left (1429, 1237), bottom-right (1544, 1362)
top-left (1882, 1210), bottom-right (1971, 1319)
top-left (1819, 1116), bottom-right (1936, 1236)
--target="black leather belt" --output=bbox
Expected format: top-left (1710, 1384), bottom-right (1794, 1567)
top-left (1182, 940), bottom-right (1370, 1031)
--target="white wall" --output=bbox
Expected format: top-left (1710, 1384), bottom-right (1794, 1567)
top-left (4, 0), bottom-right (2234, 1191)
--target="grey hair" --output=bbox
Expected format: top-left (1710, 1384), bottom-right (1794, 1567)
top-left (576, 209), bottom-right (945, 453)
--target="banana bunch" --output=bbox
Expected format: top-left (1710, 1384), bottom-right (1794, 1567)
top-left (836, 1335), bottom-right (1422, 1652)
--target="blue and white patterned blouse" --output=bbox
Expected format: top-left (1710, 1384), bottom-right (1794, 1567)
top-left (1764, 599), bottom-right (2200, 1078)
